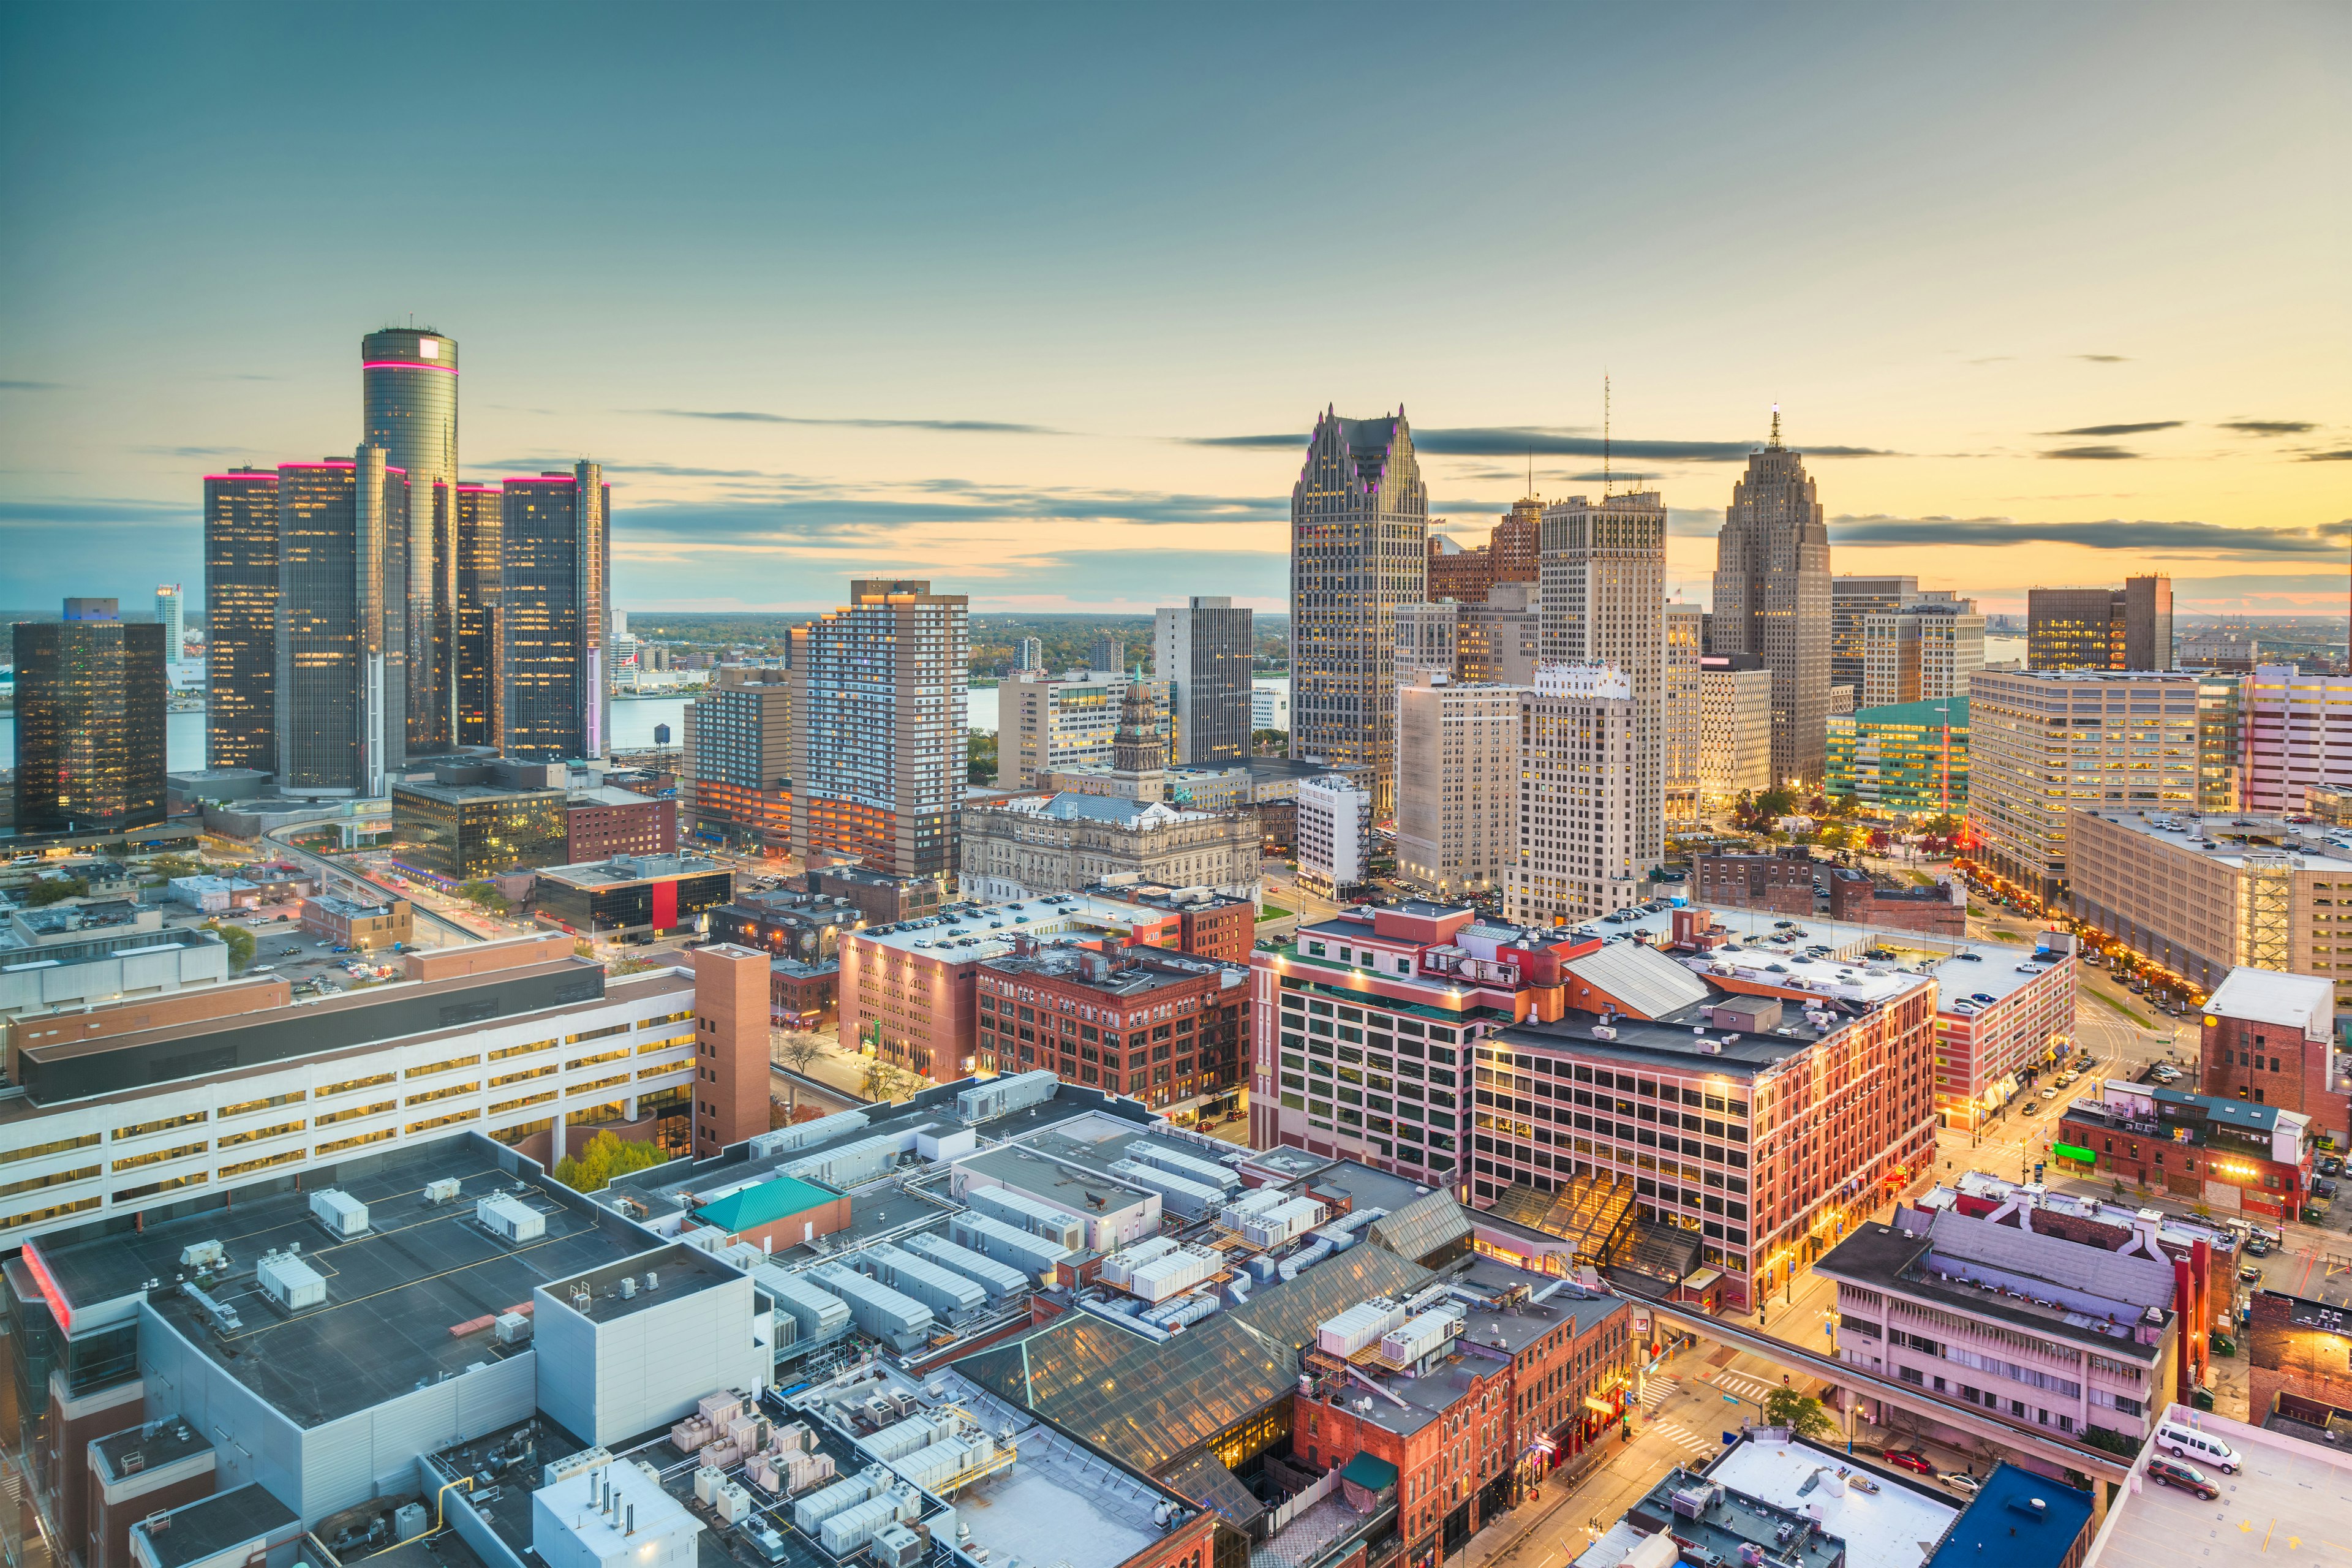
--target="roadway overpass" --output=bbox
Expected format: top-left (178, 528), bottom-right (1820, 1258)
top-left (1618, 1283), bottom-right (2135, 1486)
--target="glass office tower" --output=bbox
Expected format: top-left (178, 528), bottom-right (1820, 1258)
top-left (452, 482), bottom-right (504, 748)
top-left (361, 327), bottom-right (458, 753)
top-left (203, 467), bottom-right (281, 772)
top-left (274, 450), bottom-right (407, 795)
top-left (501, 462), bottom-right (611, 760)
top-left (12, 599), bottom-right (167, 834)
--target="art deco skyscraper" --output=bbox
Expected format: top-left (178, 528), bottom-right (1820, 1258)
top-left (203, 467), bottom-right (280, 772)
top-left (1289, 408), bottom-right (1427, 816)
top-left (1153, 595), bottom-right (1253, 764)
top-left (1711, 413), bottom-right (1831, 786)
top-left (12, 598), bottom-right (167, 835)
top-left (501, 463), bottom-right (611, 760)
top-left (275, 450), bottom-right (407, 794)
top-left (1539, 489), bottom-right (1667, 871)
top-left (789, 579), bottom-right (970, 881)
top-left (362, 327), bottom-right (458, 752)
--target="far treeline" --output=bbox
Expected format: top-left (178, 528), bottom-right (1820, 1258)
top-left (627, 611), bottom-right (1289, 679)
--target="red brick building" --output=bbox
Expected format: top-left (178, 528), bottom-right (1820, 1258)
top-left (566, 786), bottom-right (678, 862)
top-left (978, 938), bottom-right (1250, 1115)
top-left (692, 943), bottom-right (774, 1157)
top-left (1291, 1260), bottom-right (1631, 1564)
top-left (1088, 881), bottom-right (1258, 963)
top-left (1426, 502), bottom-right (1539, 607)
top-left (1826, 869), bottom-right (1964, 936)
top-left (771, 957), bottom-right (839, 1031)
top-left (87, 1421), bottom-right (216, 1568)
top-left (2056, 1081), bottom-right (2315, 1221)
top-left (2199, 967), bottom-right (2350, 1142)
top-left (1693, 850), bottom-right (1820, 916)
top-left (2249, 1288), bottom-right (2352, 1428)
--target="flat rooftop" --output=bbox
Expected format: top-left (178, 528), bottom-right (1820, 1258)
top-left (2084, 809), bottom-right (2352, 873)
top-left (91, 1414), bottom-right (211, 1483)
top-left (1340, 1269), bottom-right (1627, 1438)
top-left (311, 894), bottom-right (402, 918)
top-left (1496, 1008), bottom-right (1816, 1075)
top-left (135, 1483), bottom-right (298, 1568)
top-left (1702, 1438), bottom-right (1959, 1568)
top-left (852, 893), bottom-right (1169, 960)
top-left (962, 1140), bottom-right (1156, 1214)
top-left (2086, 1406), bottom-right (2352, 1568)
top-left (1817, 1220), bottom-right (2168, 1359)
top-left (545, 1240), bottom-right (737, 1324)
top-left (30, 1135), bottom-right (673, 1427)
top-left (535, 854), bottom-right (728, 888)
top-left (393, 779), bottom-right (562, 805)
top-left (1923, 1463), bottom-right (2093, 1568)
top-left (980, 944), bottom-right (1235, 999)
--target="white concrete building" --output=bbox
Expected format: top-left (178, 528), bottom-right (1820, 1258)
top-left (1395, 671), bottom-right (1526, 898)
top-left (1698, 657), bottom-right (1773, 809)
top-left (1296, 774), bottom-right (1371, 894)
top-left (1006, 669), bottom-right (1163, 789)
top-left (1863, 601), bottom-right (1984, 707)
top-left (1539, 493), bottom-right (1665, 878)
top-left (1506, 664), bottom-right (1642, 925)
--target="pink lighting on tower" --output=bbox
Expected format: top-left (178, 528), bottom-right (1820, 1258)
top-left (360, 360), bottom-right (459, 375)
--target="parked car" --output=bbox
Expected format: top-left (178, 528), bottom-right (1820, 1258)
top-left (2055, 1072), bottom-right (2078, 1087)
top-left (2147, 1459), bottom-right (2218, 1499)
top-left (2322, 1156), bottom-right (2346, 1177)
top-left (1955, 951), bottom-right (1982, 962)
top-left (1880, 1450), bottom-right (1935, 1476)
top-left (1942, 1472), bottom-right (1982, 1496)
top-left (1972, 992), bottom-right (1997, 1004)
top-left (2022, 1101), bottom-right (2041, 1117)
top-left (2246, 1234), bottom-right (2273, 1256)
top-left (2238, 1264), bottom-right (2263, 1284)
top-left (2313, 1178), bottom-right (2340, 1198)
top-left (2041, 1087), bottom-right (2059, 1099)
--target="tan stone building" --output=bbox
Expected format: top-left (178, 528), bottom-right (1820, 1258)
top-left (1698, 655), bottom-right (1773, 809)
top-left (960, 792), bottom-right (1259, 902)
top-left (1395, 671), bottom-right (1525, 898)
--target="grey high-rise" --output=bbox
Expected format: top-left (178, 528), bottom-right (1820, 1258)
top-left (274, 448), bottom-right (407, 795)
top-left (362, 327), bottom-right (458, 753)
top-left (1711, 416), bottom-right (1831, 786)
top-left (205, 466), bottom-right (281, 773)
top-left (13, 599), bottom-right (167, 834)
top-left (1153, 595), bottom-right (1253, 764)
top-left (1539, 489), bottom-right (1667, 872)
top-left (1289, 407), bottom-right (1427, 816)
top-left (502, 463), bottom-right (612, 760)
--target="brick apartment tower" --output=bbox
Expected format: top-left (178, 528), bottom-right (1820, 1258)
top-left (693, 943), bottom-right (773, 1157)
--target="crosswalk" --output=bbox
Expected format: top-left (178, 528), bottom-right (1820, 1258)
top-left (1713, 1371), bottom-right (1781, 1404)
top-left (1638, 1378), bottom-right (1679, 1414)
top-left (1648, 1419), bottom-right (1719, 1459)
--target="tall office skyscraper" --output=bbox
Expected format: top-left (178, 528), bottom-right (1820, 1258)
top-left (1506, 664), bottom-right (1642, 924)
top-left (789, 579), bottom-right (970, 881)
top-left (452, 483), bottom-right (503, 748)
top-left (1830, 575), bottom-right (1918, 689)
top-left (2028, 578), bottom-right (2174, 672)
top-left (1290, 408), bottom-right (1428, 817)
top-left (501, 464), bottom-right (611, 761)
top-left (154, 584), bottom-right (185, 667)
top-left (203, 467), bottom-right (280, 772)
top-left (13, 598), bottom-right (167, 835)
top-left (1664, 601), bottom-right (1704, 824)
top-left (1539, 489), bottom-right (1667, 871)
top-left (1862, 600), bottom-right (1983, 706)
top-left (1153, 595), bottom-right (1253, 764)
top-left (1711, 415), bottom-right (1832, 785)
top-left (361, 327), bottom-right (459, 753)
top-left (276, 450), bottom-right (407, 795)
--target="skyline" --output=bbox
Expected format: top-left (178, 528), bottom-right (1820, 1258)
top-left (2, 3), bottom-right (2346, 617)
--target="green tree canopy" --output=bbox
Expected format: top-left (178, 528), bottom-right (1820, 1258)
top-left (202, 920), bottom-right (256, 971)
top-left (24, 877), bottom-right (89, 907)
top-left (555, 1131), bottom-right (669, 1193)
top-left (1762, 1386), bottom-right (1834, 1441)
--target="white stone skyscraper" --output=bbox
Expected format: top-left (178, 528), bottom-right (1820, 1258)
top-left (1538, 489), bottom-right (1666, 871)
top-left (1507, 663), bottom-right (1641, 925)
top-left (1711, 413), bottom-right (1831, 786)
top-left (1289, 408), bottom-right (1427, 818)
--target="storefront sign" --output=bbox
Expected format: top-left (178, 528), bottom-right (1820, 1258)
top-left (2051, 1142), bottom-right (2095, 1163)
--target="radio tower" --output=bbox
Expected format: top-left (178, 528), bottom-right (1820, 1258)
top-left (1603, 374), bottom-right (1613, 497)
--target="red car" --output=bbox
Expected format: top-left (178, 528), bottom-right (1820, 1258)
top-left (2147, 1459), bottom-right (2218, 1499)
top-left (1881, 1450), bottom-right (1935, 1476)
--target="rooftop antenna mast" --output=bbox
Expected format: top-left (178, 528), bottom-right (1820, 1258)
top-left (1603, 374), bottom-right (1613, 498)
top-left (1769, 403), bottom-right (1782, 450)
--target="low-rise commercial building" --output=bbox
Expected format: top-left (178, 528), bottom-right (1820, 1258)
top-left (1826, 869), bottom-right (1966, 937)
top-left (2199, 967), bottom-right (2348, 1139)
top-left (1084, 878), bottom-right (1257, 963)
top-left (708, 886), bottom-right (864, 965)
top-left (1296, 775), bottom-right (1371, 895)
top-left (2055, 1080), bottom-right (2315, 1221)
top-left (300, 894), bottom-right (412, 951)
top-left (564, 785), bottom-right (677, 862)
top-left (529, 853), bottom-right (733, 940)
top-left (807, 862), bottom-right (942, 926)
top-left (1694, 848), bottom-right (1820, 916)
top-left (2248, 1287), bottom-right (2352, 1432)
top-left (391, 777), bottom-right (568, 880)
top-left (977, 938), bottom-right (1248, 1116)
top-left (164, 875), bottom-right (260, 914)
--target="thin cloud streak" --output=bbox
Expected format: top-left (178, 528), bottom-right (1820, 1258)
top-left (2219, 420), bottom-right (2316, 436)
top-left (1830, 513), bottom-right (2341, 558)
top-left (1187, 426), bottom-right (1896, 460)
top-left (2038, 421), bottom-right (2180, 437)
top-left (2040, 445), bottom-right (2141, 461)
top-left (637, 409), bottom-right (1068, 435)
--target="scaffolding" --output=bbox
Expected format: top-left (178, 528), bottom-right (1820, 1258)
top-left (2242, 853), bottom-right (2293, 971)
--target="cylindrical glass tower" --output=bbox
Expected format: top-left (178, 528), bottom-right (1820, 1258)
top-left (361, 326), bottom-right (459, 758)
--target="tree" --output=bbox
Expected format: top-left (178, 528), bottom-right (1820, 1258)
top-left (775, 1033), bottom-right (826, 1076)
top-left (1253, 728), bottom-right (1289, 755)
top-left (967, 732), bottom-right (999, 785)
top-left (555, 1131), bottom-right (669, 1193)
top-left (458, 880), bottom-right (511, 916)
top-left (24, 877), bottom-right (89, 907)
top-left (202, 920), bottom-right (256, 971)
top-left (145, 854), bottom-right (208, 881)
top-left (1762, 1387), bottom-right (1835, 1442)
top-left (862, 1057), bottom-right (907, 1103)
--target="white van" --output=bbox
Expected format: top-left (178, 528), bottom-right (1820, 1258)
top-left (2155, 1420), bottom-right (2239, 1473)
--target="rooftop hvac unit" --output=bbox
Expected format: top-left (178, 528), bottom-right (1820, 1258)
top-left (310, 1189), bottom-right (369, 1238)
top-left (749, 1110), bottom-right (870, 1159)
top-left (900, 1232), bottom-right (1028, 1303)
top-left (791, 1465), bottom-right (894, 1535)
top-left (1125, 1246), bottom-right (1219, 1304)
top-left (782, 1133), bottom-right (903, 1189)
top-left (859, 1415), bottom-right (941, 1463)
top-left (1142, 1293), bottom-right (1221, 1332)
top-left (810, 1263), bottom-right (937, 1351)
top-left (493, 1311), bottom-right (532, 1345)
top-left (1240, 1196), bottom-right (1327, 1250)
top-left (955, 1069), bottom-right (1060, 1123)
top-left (753, 1264), bottom-right (854, 1344)
top-left (963, 1186), bottom-right (1087, 1248)
top-left (1380, 1307), bottom-right (1461, 1365)
top-left (476, 1193), bottom-right (545, 1243)
top-left (1317, 1300), bottom-right (1408, 1357)
top-left (1278, 1239), bottom-right (1333, 1280)
top-left (178, 1240), bottom-right (227, 1272)
top-left (1099, 1236), bottom-right (1180, 1290)
top-left (255, 1250), bottom-right (326, 1310)
top-left (947, 1212), bottom-right (1072, 1284)
top-left (714, 1482), bottom-right (757, 1526)
top-left (818, 1484), bottom-right (923, 1558)
top-left (859, 1242), bottom-right (987, 1320)
top-left (1218, 1187), bottom-right (1287, 1229)
top-left (1109, 1159), bottom-right (1224, 1218)
top-left (1127, 1141), bottom-right (1240, 1194)
top-left (872, 1521), bottom-right (927, 1568)
top-left (423, 1178), bottom-right (462, 1205)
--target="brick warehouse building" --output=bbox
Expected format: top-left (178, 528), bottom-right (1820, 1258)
top-left (1087, 879), bottom-right (1258, 963)
top-left (2248, 1288), bottom-right (2352, 1429)
top-left (1694, 849), bottom-right (1822, 917)
top-left (976, 938), bottom-right (1249, 1118)
top-left (2056, 1080), bottom-right (2316, 1222)
top-left (2198, 967), bottom-right (2350, 1143)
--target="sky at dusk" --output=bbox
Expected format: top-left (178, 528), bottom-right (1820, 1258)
top-left (2, 2), bottom-right (2345, 618)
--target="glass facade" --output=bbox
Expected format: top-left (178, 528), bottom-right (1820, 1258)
top-left (362, 329), bottom-right (459, 753)
top-left (275, 456), bottom-right (407, 793)
top-left (532, 870), bottom-right (733, 935)
top-left (1826, 697), bottom-right (1970, 816)
top-left (204, 470), bottom-right (280, 772)
top-left (502, 465), bottom-right (610, 760)
top-left (10, 606), bottom-right (167, 833)
top-left (453, 484), bottom-right (503, 747)
top-left (391, 783), bottom-right (567, 879)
